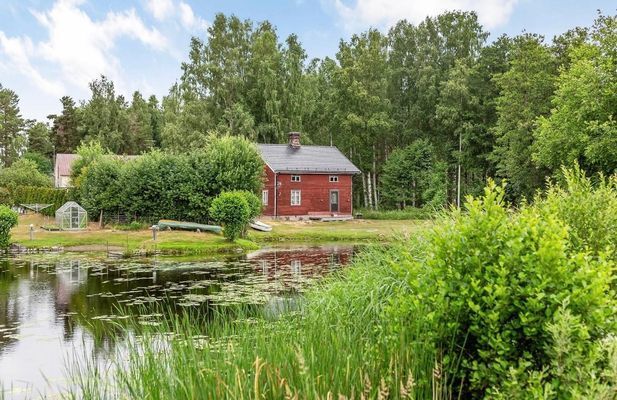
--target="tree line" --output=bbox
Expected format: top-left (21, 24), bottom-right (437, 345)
top-left (0, 11), bottom-right (615, 209)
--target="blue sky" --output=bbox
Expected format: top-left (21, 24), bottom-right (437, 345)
top-left (0, 0), bottom-right (615, 121)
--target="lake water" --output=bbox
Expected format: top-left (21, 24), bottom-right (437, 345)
top-left (0, 245), bottom-right (355, 399)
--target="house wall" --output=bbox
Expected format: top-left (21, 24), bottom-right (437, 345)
top-left (262, 166), bottom-right (354, 217)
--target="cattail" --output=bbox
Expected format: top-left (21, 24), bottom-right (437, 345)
top-left (296, 348), bottom-right (308, 376)
top-left (378, 378), bottom-right (389, 399)
top-left (362, 373), bottom-right (372, 399)
top-left (399, 370), bottom-right (415, 399)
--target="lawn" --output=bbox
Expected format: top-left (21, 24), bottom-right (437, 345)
top-left (11, 214), bottom-right (427, 254)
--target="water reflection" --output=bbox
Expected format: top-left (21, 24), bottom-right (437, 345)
top-left (0, 245), bottom-right (355, 398)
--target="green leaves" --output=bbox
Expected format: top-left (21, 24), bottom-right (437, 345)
top-left (0, 205), bottom-right (18, 248)
top-left (209, 191), bottom-right (255, 241)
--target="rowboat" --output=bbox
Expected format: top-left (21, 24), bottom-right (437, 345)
top-left (249, 220), bottom-right (272, 232)
top-left (157, 220), bottom-right (222, 234)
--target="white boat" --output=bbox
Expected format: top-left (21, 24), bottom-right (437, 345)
top-left (249, 220), bottom-right (272, 232)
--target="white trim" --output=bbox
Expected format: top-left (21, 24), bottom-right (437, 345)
top-left (291, 190), bottom-right (301, 206)
top-left (291, 175), bottom-right (301, 182)
top-left (262, 190), bottom-right (268, 205)
top-left (329, 175), bottom-right (339, 182)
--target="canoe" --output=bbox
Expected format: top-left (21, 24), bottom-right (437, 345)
top-left (249, 220), bottom-right (272, 232)
top-left (157, 219), bottom-right (222, 234)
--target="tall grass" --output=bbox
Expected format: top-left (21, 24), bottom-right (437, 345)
top-left (68, 244), bottom-right (455, 399)
top-left (359, 207), bottom-right (434, 220)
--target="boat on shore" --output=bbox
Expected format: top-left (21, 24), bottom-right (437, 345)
top-left (249, 220), bottom-right (272, 232)
top-left (157, 219), bottom-right (222, 234)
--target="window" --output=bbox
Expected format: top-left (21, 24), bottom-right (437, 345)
top-left (291, 175), bottom-right (301, 182)
top-left (262, 190), bottom-right (268, 205)
top-left (329, 175), bottom-right (339, 182)
top-left (291, 190), bottom-right (301, 206)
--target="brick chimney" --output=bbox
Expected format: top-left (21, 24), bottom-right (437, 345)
top-left (288, 131), bottom-right (301, 149)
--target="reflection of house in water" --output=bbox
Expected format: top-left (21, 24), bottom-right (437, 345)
top-left (53, 260), bottom-right (87, 341)
top-left (246, 245), bottom-right (355, 281)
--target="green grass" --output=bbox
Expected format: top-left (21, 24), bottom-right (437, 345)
top-left (11, 214), bottom-right (425, 255)
top-left (358, 207), bottom-right (436, 220)
top-left (68, 243), bottom-right (452, 400)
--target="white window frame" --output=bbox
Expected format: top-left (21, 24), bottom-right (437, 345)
top-left (291, 190), bottom-right (301, 206)
top-left (262, 190), bottom-right (268, 205)
top-left (329, 175), bottom-right (339, 183)
top-left (291, 175), bottom-right (301, 182)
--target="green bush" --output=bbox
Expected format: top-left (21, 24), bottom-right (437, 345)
top-left (391, 181), bottom-right (616, 397)
top-left (209, 191), bottom-right (251, 241)
top-left (0, 205), bottom-right (18, 248)
top-left (0, 159), bottom-right (52, 188)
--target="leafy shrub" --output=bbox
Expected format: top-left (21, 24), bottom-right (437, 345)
top-left (0, 159), bottom-right (52, 188)
top-left (537, 164), bottom-right (617, 259)
top-left (386, 181), bottom-right (616, 397)
top-left (79, 157), bottom-right (125, 220)
top-left (0, 205), bottom-right (18, 248)
top-left (209, 191), bottom-right (251, 241)
top-left (23, 151), bottom-right (53, 174)
top-left (239, 190), bottom-right (262, 220)
top-left (70, 141), bottom-right (108, 187)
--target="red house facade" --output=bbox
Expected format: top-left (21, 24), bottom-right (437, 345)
top-left (258, 133), bottom-right (360, 219)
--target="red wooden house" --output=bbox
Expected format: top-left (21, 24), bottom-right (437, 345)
top-left (258, 132), bottom-right (361, 219)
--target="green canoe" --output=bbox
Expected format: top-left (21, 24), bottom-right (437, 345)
top-left (157, 219), bottom-right (222, 234)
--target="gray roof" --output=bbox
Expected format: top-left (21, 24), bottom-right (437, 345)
top-left (257, 144), bottom-right (361, 174)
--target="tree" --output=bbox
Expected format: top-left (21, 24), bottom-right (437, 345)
top-left (380, 139), bottom-right (434, 208)
top-left (27, 122), bottom-right (54, 157)
top-left (48, 96), bottom-right (81, 153)
top-left (534, 14), bottom-right (617, 176)
top-left (0, 84), bottom-right (25, 166)
top-left (23, 151), bottom-right (53, 174)
top-left (127, 91), bottom-right (154, 153)
top-left (0, 159), bottom-right (52, 187)
top-left (491, 34), bottom-right (556, 200)
top-left (70, 141), bottom-right (108, 187)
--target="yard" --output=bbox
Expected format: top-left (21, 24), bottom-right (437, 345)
top-left (10, 213), bottom-right (427, 254)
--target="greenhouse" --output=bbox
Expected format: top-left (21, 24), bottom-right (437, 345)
top-left (55, 201), bottom-right (88, 230)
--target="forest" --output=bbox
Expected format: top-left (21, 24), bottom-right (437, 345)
top-left (0, 10), bottom-right (615, 209)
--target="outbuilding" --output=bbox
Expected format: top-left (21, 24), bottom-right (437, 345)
top-left (258, 132), bottom-right (361, 219)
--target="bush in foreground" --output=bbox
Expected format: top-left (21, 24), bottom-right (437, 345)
top-left (0, 205), bottom-right (18, 248)
top-left (209, 191), bottom-right (253, 241)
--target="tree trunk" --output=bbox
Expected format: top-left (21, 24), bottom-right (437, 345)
top-left (99, 210), bottom-right (104, 229)
top-left (362, 172), bottom-right (369, 208)
top-left (412, 179), bottom-right (416, 208)
top-left (457, 131), bottom-right (462, 208)
top-left (367, 171), bottom-right (374, 210)
top-left (372, 145), bottom-right (378, 210)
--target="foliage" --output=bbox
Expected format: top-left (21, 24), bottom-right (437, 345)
top-left (380, 139), bottom-right (434, 208)
top-left (537, 164), bottom-right (617, 259)
top-left (70, 141), bottom-right (108, 187)
top-left (0, 84), bottom-right (25, 166)
top-left (9, 186), bottom-right (71, 216)
top-left (26, 122), bottom-right (54, 157)
top-left (79, 157), bottom-right (125, 220)
top-left (387, 181), bottom-right (616, 397)
top-left (23, 151), bottom-right (52, 174)
top-left (76, 136), bottom-right (263, 224)
top-left (0, 159), bottom-right (52, 188)
top-left (534, 15), bottom-right (617, 175)
top-left (0, 205), bottom-right (18, 248)
top-left (490, 34), bottom-right (556, 200)
top-left (359, 207), bottom-right (433, 220)
top-left (209, 191), bottom-right (252, 241)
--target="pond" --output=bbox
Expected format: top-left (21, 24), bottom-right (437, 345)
top-left (0, 245), bottom-right (356, 399)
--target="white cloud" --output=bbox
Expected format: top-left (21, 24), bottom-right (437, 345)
top-left (145, 0), bottom-right (174, 21)
top-left (145, 0), bottom-right (208, 31)
top-left (331, 0), bottom-right (519, 31)
top-left (0, 0), bottom-right (168, 101)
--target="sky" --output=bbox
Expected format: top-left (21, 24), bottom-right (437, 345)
top-left (0, 0), bottom-right (615, 122)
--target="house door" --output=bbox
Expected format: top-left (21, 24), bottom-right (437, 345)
top-left (330, 190), bottom-right (339, 213)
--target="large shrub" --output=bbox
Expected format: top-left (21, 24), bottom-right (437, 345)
top-left (209, 191), bottom-right (251, 241)
top-left (0, 159), bottom-right (52, 188)
top-left (0, 205), bottom-right (18, 248)
top-left (77, 136), bottom-right (263, 224)
top-left (70, 141), bottom-right (108, 187)
top-left (387, 181), bottom-right (616, 397)
top-left (79, 157), bottom-right (125, 220)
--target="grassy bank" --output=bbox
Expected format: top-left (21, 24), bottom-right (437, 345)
top-left (11, 214), bottom-right (424, 254)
